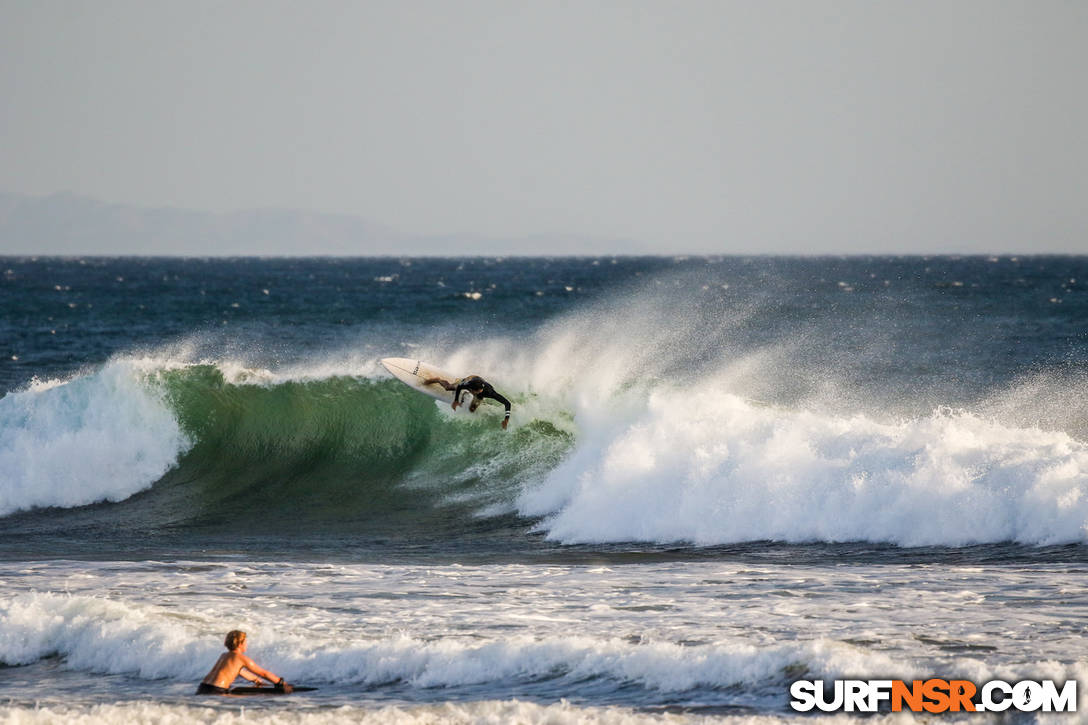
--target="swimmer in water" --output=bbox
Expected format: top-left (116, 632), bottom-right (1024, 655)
top-left (196, 630), bottom-right (292, 695)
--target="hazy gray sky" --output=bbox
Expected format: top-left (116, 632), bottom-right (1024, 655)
top-left (2, 0), bottom-right (1086, 254)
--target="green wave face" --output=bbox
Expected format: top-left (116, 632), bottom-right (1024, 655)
top-left (147, 366), bottom-right (574, 536)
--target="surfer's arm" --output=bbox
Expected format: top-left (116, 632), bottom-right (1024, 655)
top-left (451, 382), bottom-right (470, 410)
top-left (482, 390), bottom-right (512, 429)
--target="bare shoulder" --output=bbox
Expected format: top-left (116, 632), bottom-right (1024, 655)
top-left (215, 650), bottom-right (245, 670)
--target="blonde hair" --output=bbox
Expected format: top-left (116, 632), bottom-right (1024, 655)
top-left (224, 630), bottom-right (247, 651)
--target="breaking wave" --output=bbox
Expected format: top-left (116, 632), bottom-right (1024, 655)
top-left (2, 274), bottom-right (1087, 547)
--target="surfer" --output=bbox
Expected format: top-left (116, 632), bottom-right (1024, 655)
top-left (422, 374), bottom-right (512, 429)
top-left (196, 630), bottom-right (293, 695)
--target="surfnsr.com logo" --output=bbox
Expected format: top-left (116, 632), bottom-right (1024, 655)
top-left (790, 679), bottom-right (1077, 713)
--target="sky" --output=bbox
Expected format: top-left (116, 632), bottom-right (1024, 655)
top-left (1, 0), bottom-right (1086, 255)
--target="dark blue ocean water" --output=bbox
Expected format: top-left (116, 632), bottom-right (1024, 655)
top-left (3, 255), bottom-right (1084, 397)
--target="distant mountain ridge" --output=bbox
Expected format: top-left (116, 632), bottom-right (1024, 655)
top-left (0, 192), bottom-right (647, 256)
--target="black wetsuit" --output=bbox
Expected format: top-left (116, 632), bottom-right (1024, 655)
top-left (453, 376), bottom-right (512, 421)
top-left (196, 682), bottom-right (229, 695)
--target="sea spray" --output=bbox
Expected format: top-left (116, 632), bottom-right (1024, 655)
top-left (424, 282), bottom-right (1088, 548)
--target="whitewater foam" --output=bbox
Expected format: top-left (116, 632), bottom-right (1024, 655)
top-left (4, 582), bottom-right (1086, 725)
top-left (8, 582), bottom-right (1086, 697)
top-left (4, 557), bottom-right (1087, 722)
top-left (517, 387), bottom-right (1088, 547)
top-left (0, 361), bottom-right (190, 516)
top-left (1, 590), bottom-right (897, 689)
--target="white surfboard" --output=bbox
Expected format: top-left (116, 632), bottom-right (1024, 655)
top-left (380, 357), bottom-right (463, 404)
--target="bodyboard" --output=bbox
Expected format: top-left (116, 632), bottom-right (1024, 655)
top-left (227, 686), bottom-right (318, 696)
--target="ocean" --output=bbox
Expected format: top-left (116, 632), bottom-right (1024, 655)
top-left (1, 255), bottom-right (1086, 724)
